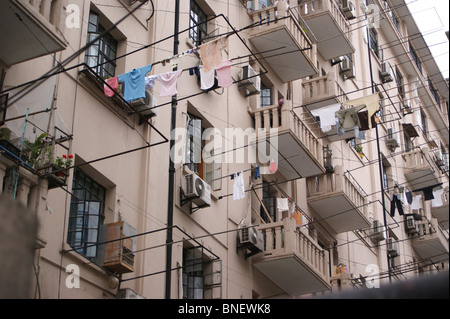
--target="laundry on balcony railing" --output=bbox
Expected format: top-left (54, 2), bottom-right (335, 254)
top-left (307, 94), bottom-right (380, 138)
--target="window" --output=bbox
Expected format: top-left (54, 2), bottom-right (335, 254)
top-left (403, 131), bottom-right (412, 153)
top-left (67, 169), bottom-right (106, 258)
top-left (396, 67), bottom-right (405, 100)
top-left (428, 79), bottom-right (441, 110)
top-left (85, 12), bottom-right (118, 79)
top-left (182, 247), bottom-right (221, 299)
top-left (382, 164), bottom-right (389, 193)
top-left (369, 28), bottom-right (380, 59)
top-left (185, 114), bottom-right (222, 190)
top-left (183, 247), bottom-right (205, 299)
top-left (420, 110), bottom-right (427, 137)
top-left (247, 0), bottom-right (272, 10)
top-left (190, 0), bottom-right (208, 45)
top-left (409, 42), bottom-right (422, 73)
top-left (261, 181), bottom-right (276, 224)
top-left (186, 116), bottom-right (203, 174)
top-left (260, 82), bottom-right (273, 107)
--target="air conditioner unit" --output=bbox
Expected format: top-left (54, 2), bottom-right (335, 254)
top-left (129, 89), bottom-right (157, 118)
top-left (402, 100), bottom-right (413, 114)
top-left (184, 174), bottom-right (212, 207)
top-left (342, 0), bottom-right (357, 20)
top-left (380, 62), bottom-right (394, 83)
top-left (370, 220), bottom-right (387, 242)
top-left (238, 65), bottom-right (261, 96)
top-left (386, 128), bottom-right (400, 151)
top-left (405, 216), bottom-right (419, 235)
top-left (387, 238), bottom-right (399, 257)
top-left (238, 225), bottom-right (264, 254)
top-left (341, 57), bottom-right (355, 79)
top-left (103, 221), bottom-right (136, 274)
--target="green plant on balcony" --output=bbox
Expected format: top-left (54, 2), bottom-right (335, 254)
top-left (355, 145), bottom-right (364, 158)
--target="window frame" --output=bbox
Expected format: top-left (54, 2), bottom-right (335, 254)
top-left (189, 0), bottom-right (208, 45)
top-left (67, 169), bottom-right (106, 259)
top-left (369, 28), bottom-right (380, 59)
top-left (85, 12), bottom-right (118, 79)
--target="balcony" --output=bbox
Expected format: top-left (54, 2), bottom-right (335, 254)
top-left (253, 218), bottom-right (331, 296)
top-left (298, 0), bottom-right (355, 61)
top-left (0, 0), bottom-right (67, 67)
top-left (431, 187), bottom-right (449, 230)
top-left (302, 73), bottom-right (348, 110)
top-left (247, 1), bottom-right (318, 82)
top-left (402, 148), bottom-right (441, 190)
top-left (412, 218), bottom-right (449, 264)
top-left (306, 166), bottom-right (371, 233)
top-left (252, 106), bottom-right (325, 180)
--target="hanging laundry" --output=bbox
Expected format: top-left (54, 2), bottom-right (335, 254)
top-left (189, 67), bottom-right (199, 76)
top-left (216, 60), bottom-right (233, 88)
top-left (335, 105), bottom-right (365, 133)
top-left (343, 94), bottom-right (380, 129)
top-left (233, 172), bottom-right (246, 201)
top-left (269, 160), bottom-right (277, 174)
top-left (277, 198), bottom-right (289, 212)
top-left (412, 183), bottom-right (442, 201)
top-left (357, 111), bottom-right (378, 131)
top-left (198, 37), bottom-right (228, 72)
top-left (104, 77), bottom-right (119, 98)
top-left (199, 66), bottom-right (215, 90)
top-left (432, 189), bottom-right (444, 207)
top-left (118, 64), bottom-right (153, 102)
top-left (405, 191), bottom-right (413, 205)
top-left (145, 75), bottom-right (157, 90)
top-left (411, 195), bottom-right (422, 210)
top-left (390, 193), bottom-right (404, 217)
top-left (254, 166), bottom-right (261, 180)
top-left (157, 70), bottom-right (183, 97)
top-left (310, 103), bottom-right (341, 133)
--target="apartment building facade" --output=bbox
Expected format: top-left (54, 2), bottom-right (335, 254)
top-left (0, 0), bottom-right (448, 299)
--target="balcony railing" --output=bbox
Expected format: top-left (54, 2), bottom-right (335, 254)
top-left (306, 166), bottom-right (370, 233)
top-left (25, 0), bottom-right (61, 25)
top-left (412, 218), bottom-right (449, 264)
top-left (252, 106), bottom-right (324, 178)
top-left (297, 0), bottom-right (354, 60)
top-left (247, 1), bottom-right (318, 81)
top-left (302, 73), bottom-right (348, 109)
top-left (253, 218), bottom-right (331, 295)
top-left (1, 0), bottom-right (67, 66)
top-left (403, 148), bottom-right (441, 189)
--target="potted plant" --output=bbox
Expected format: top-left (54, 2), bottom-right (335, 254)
top-left (54, 154), bottom-right (73, 178)
top-left (355, 145), bottom-right (364, 158)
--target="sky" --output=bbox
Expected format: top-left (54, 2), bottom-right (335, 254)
top-left (406, 0), bottom-right (450, 79)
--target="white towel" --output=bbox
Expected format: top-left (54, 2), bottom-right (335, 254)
top-left (310, 103), bottom-right (341, 133)
top-left (233, 173), bottom-right (246, 201)
top-left (277, 198), bottom-right (289, 212)
top-left (411, 195), bottom-right (422, 210)
top-left (200, 66), bottom-right (215, 90)
top-left (432, 189), bottom-right (444, 207)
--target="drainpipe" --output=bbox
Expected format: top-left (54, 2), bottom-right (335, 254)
top-left (165, 0), bottom-right (180, 300)
top-left (366, 27), bottom-right (392, 284)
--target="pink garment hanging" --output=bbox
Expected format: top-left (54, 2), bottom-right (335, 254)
top-left (157, 70), bottom-right (183, 97)
top-left (216, 60), bottom-right (233, 88)
top-left (104, 77), bottom-right (119, 97)
top-left (269, 160), bottom-right (277, 174)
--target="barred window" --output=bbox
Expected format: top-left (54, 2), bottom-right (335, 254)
top-left (190, 1), bottom-right (208, 45)
top-left (67, 169), bottom-right (106, 258)
top-left (85, 12), bottom-right (118, 79)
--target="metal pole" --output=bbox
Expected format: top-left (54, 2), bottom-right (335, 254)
top-left (366, 27), bottom-right (392, 284)
top-left (165, 0), bottom-right (180, 300)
